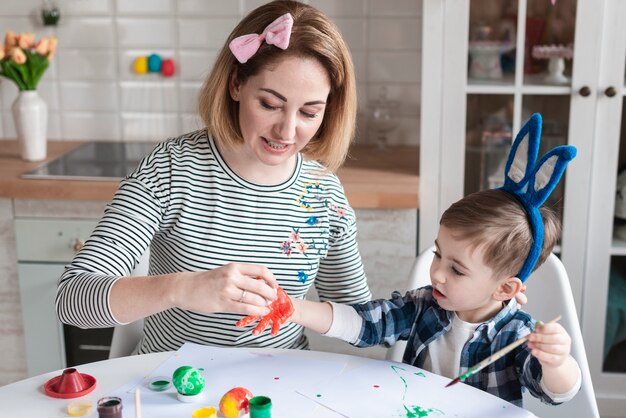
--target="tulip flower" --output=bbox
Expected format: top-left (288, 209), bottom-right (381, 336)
top-left (10, 47), bottom-right (26, 64)
top-left (47, 36), bottom-right (58, 61)
top-left (5, 31), bottom-right (17, 50)
top-left (0, 31), bottom-right (55, 90)
top-left (35, 37), bottom-right (50, 56)
top-left (18, 32), bottom-right (35, 50)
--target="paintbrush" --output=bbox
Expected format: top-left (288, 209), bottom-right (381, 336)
top-left (135, 387), bottom-right (142, 418)
top-left (445, 315), bottom-right (562, 388)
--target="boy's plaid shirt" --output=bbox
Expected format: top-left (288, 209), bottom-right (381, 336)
top-left (351, 286), bottom-right (569, 407)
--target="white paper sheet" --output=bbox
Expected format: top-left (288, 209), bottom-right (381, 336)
top-left (110, 342), bottom-right (346, 418)
top-left (109, 342), bottom-right (533, 418)
top-left (296, 360), bottom-right (533, 418)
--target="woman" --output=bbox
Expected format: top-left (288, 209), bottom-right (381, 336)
top-left (56, 0), bottom-right (371, 353)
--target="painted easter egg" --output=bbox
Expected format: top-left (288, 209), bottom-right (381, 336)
top-left (147, 53), bottom-right (162, 73)
top-left (172, 366), bottom-right (205, 396)
top-left (219, 387), bottom-right (253, 418)
top-left (132, 56), bottom-right (148, 74)
top-left (161, 58), bottom-right (175, 77)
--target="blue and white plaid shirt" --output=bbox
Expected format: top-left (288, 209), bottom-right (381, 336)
top-left (351, 286), bottom-right (565, 407)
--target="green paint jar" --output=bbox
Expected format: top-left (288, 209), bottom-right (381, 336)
top-left (249, 395), bottom-right (272, 418)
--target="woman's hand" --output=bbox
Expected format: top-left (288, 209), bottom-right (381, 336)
top-left (173, 263), bottom-right (278, 317)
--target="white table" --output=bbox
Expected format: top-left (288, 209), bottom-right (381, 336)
top-left (0, 347), bottom-right (535, 417)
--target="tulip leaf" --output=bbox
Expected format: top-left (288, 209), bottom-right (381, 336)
top-left (1, 61), bottom-right (28, 90)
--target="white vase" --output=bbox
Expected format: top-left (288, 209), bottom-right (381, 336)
top-left (12, 90), bottom-right (48, 162)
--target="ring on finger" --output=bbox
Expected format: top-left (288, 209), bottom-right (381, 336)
top-left (238, 289), bottom-right (247, 303)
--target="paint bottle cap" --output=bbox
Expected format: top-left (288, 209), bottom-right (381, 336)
top-left (249, 396), bottom-right (272, 418)
top-left (67, 400), bottom-right (93, 416)
top-left (147, 376), bottom-right (172, 391)
top-left (192, 406), bottom-right (218, 418)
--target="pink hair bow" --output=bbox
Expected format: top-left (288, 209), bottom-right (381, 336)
top-left (229, 13), bottom-right (294, 64)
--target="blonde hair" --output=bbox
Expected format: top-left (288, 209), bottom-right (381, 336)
top-left (198, 0), bottom-right (357, 172)
top-left (439, 189), bottom-right (560, 280)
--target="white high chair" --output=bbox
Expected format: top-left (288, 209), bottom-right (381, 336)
top-left (386, 246), bottom-right (599, 418)
top-left (108, 250), bottom-right (149, 359)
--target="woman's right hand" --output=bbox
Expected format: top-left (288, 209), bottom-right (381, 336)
top-left (172, 263), bottom-right (279, 317)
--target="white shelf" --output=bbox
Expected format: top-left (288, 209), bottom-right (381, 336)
top-left (611, 237), bottom-right (626, 256)
top-left (467, 81), bottom-right (572, 95)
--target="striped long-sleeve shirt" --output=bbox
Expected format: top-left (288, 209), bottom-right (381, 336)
top-left (56, 129), bottom-right (371, 353)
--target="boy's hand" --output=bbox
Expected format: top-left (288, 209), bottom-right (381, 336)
top-left (527, 322), bottom-right (572, 368)
top-left (235, 287), bottom-right (294, 336)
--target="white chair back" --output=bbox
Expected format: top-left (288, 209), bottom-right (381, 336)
top-left (108, 319), bottom-right (144, 358)
top-left (386, 246), bottom-right (599, 418)
top-left (108, 249), bottom-right (149, 359)
top-left (522, 253), bottom-right (599, 418)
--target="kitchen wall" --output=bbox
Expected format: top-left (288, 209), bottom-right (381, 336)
top-left (0, 0), bottom-right (421, 145)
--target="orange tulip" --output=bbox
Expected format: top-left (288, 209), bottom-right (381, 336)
top-left (0, 48), bottom-right (5, 60)
top-left (47, 36), bottom-right (58, 61)
top-left (10, 47), bottom-right (26, 64)
top-left (17, 32), bottom-right (35, 50)
top-left (35, 37), bottom-right (50, 56)
top-left (4, 31), bottom-right (17, 50)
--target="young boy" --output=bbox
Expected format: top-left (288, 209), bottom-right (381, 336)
top-left (289, 188), bottom-right (581, 407)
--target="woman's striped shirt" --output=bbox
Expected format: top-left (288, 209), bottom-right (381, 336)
top-left (56, 129), bottom-right (371, 352)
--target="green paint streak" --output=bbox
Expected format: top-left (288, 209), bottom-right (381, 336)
top-left (391, 365), bottom-right (410, 403)
top-left (151, 380), bottom-right (169, 386)
top-left (404, 405), bottom-right (444, 417)
top-left (391, 366), bottom-right (444, 417)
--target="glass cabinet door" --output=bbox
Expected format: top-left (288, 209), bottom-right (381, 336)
top-left (464, 0), bottom-right (576, 215)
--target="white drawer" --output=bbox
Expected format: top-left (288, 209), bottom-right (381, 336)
top-left (15, 218), bottom-right (99, 262)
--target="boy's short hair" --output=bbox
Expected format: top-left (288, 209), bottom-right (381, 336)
top-left (198, 0), bottom-right (356, 172)
top-left (439, 189), bottom-right (560, 280)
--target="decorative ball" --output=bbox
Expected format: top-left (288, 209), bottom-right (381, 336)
top-left (172, 366), bottom-right (205, 396)
top-left (161, 58), bottom-right (175, 77)
top-left (147, 53), bottom-right (162, 73)
top-left (133, 56), bottom-right (148, 74)
top-left (219, 387), bottom-right (253, 418)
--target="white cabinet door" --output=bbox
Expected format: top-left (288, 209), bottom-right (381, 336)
top-left (17, 263), bottom-right (66, 376)
top-left (421, 0), bottom-right (626, 413)
top-left (578, 0), bottom-right (626, 413)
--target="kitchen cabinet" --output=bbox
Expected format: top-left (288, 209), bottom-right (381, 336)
top-left (420, 0), bottom-right (626, 414)
top-left (15, 217), bottom-right (107, 376)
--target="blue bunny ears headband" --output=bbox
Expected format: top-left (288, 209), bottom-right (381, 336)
top-left (500, 113), bottom-right (577, 282)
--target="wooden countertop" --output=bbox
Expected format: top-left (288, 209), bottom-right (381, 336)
top-left (0, 140), bottom-right (419, 208)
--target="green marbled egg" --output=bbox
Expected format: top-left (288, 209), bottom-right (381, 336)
top-left (172, 366), bottom-right (205, 396)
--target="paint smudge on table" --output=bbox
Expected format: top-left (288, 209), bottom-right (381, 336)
top-left (391, 365), bottom-right (444, 417)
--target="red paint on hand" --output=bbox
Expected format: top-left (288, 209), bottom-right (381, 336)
top-left (235, 287), bottom-right (294, 336)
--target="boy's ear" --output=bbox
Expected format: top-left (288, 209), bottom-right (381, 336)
top-left (493, 277), bottom-right (524, 301)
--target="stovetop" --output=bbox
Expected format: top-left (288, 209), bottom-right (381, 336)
top-left (22, 141), bottom-right (157, 181)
